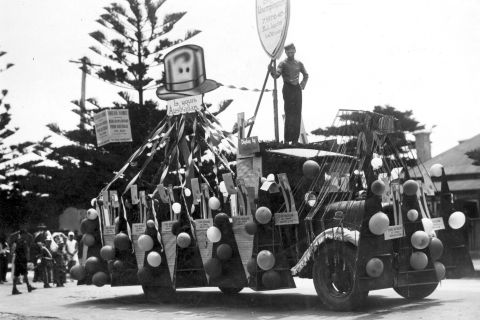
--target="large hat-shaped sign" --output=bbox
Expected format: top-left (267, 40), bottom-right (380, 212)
top-left (256, 0), bottom-right (290, 60)
top-left (156, 45), bottom-right (220, 101)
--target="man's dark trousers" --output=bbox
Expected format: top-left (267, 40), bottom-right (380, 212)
top-left (282, 82), bottom-right (302, 143)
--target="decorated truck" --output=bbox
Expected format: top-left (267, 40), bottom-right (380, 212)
top-left (71, 45), bottom-right (474, 311)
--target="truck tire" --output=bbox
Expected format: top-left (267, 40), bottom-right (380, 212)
top-left (394, 284), bottom-right (438, 300)
top-left (219, 286), bottom-right (243, 294)
top-left (312, 242), bottom-right (368, 311)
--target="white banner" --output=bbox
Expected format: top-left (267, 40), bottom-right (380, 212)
top-left (94, 109), bottom-right (133, 147)
top-left (166, 95), bottom-right (203, 116)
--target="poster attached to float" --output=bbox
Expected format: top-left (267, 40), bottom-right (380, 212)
top-left (94, 109), bottom-right (133, 147)
top-left (256, 0), bottom-right (290, 59)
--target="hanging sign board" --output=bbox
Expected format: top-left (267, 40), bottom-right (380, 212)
top-left (94, 109), bottom-right (133, 147)
top-left (256, 0), bottom-right (290, 59)
top-left (166, 94), bottom-right (203, 116)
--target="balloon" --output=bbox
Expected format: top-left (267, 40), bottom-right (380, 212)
top-left (137, 267), bottom-right (154, 284)
top-left (371, 180), bottom-right (386, 196)
top-left (87, 208), bottom-right (98, 220)
top-left (429, 237), bottom-right (444, 261)
top-left (434, 261), bottom-right (446, 281)
top-left (176, 232), bottom-right (191, 248)
top-left (304, 192), bottom-right (317, 207)
top-left (266, 174), bottom-right (275, 182)
top-left (403, 180), bottom-right (419, 196)
top-left (70, 264), bottom-right (86, 281)
top-left (172, 202), bottom-right (182, 214)
top-left (247, 257), bottom-right (257, 275)
top-left (80, 219), bottom-right (97, 234)
top-left (113, 260), bottom-right (125, 271)
top-left (448, 211), bottom-right (466, 229)
top-left (204, 258), bottom-right (222, 278)
top-left (411, 231), bottom-right (430, 250)
top-left (429, 164), bottom-right (443, 177)
top-left (262, 270), bottom-right (281, 289)
top-left (171, 221), bottom-right (181, 236)
top-left (138, 235), bottom-right (154, 251)
top-left (407, 209), bottom-right (419, 222)
top-left (92, 271), bottom-right (109, 287)
top-left (146, 219), bottom-right (155, 228)
top-left (255, 207), bottom-right (272, 224)
top-left (206, 226), bottom-right (221, 243)
top-left (100, 245), bottom-right (115, 261)
top-left (422, 218), bottom-right (434, 235)
top-left (208, 197), bottom-right (221, 211)
top-left (184, 188), bottom-right (192, 197)
top-left (366, 258), bottom-right (384, 278)
top-left (410, 251), bottom-right (428, 270)
top-left (257, 250), bottom-right (275, 271)
top-left (216, 244), bottom-right (233, 261)
top-left (303, 160), bottom-right (320, 177)
top-left (244, 221), bottom-right (258, 235)
top-left (114, 232), bottom-right (131, 251)
top-left (214, 213), bottom-right (230, 226)
top-left (147, 251), bottom-right (162, 267)
top-left (82, 233), bottom-right (96, 247)
top-left (368, 211), bottom-right (390, 235)
top-left (85, 256), bottom-right (101, 274)
top-left (370, 157), bottom-right (383, 170)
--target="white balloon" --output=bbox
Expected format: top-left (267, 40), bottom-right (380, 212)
top-left (407, 209), bottom-right (419, 222)
top-left (172, 202), bottom-right (182, 214)
top-left (147, 251), bottom-right (162, 267)
top-left (208, 197), bottom-right (221, 210)
top-left (87, 208), bottom-right (98, 220)
top-left (184, 188), bottom-right (192, 197)
top-left (206, 226), bottom-right (221, 243)
top-left (138, 234), bottom-right (154, 251)
top-left (448, 211), bottom-right (466, 229)
top-left (429, 164), bottom-right (443, 177)
top-left (368, 211), bottom-right (390, 235)
top-left (411, 231), bottom-right (430, 249)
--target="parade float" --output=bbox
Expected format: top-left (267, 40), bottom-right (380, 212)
top-left (69, 1), bottom-right (474, 311)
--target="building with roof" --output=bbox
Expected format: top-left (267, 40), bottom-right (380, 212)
top-left (416, 133), bottom-right (480, 250)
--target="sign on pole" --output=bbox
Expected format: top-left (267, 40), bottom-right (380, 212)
top-left (256, 0), bottom-right (290, 59)
top-left (94, 109), bottom-right (133, 147)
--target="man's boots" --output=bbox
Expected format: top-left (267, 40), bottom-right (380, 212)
top-left (27, 285), bottom-right (36, 292)
top-left (12, 287), bottom-right (21, 295)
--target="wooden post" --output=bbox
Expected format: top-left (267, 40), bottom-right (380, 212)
top-left (272, 60), bottom-right (280, 142)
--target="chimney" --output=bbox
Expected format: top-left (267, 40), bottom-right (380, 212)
top-left (414, 131), bottom-right (432, 163)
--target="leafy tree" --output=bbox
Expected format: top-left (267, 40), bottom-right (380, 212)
top-left (88, 0), bottom-right (201, 108)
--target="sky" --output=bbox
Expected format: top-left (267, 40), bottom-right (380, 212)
top-left (1, 0), bottom-right (480, 157)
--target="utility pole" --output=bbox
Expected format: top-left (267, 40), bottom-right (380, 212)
top-left (69, 57), bottom-right (100, 131)
top-left (272, 59), bottom-right (279, 142)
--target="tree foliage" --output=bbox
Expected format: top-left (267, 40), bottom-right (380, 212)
top-left (466, 148), bottom-right (480, 166)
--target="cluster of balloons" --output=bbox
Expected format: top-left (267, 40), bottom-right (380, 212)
top-left (247, 250), bottom-right (280, 289)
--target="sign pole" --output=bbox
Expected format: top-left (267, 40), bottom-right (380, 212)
top-left (247, 61), bottom-right (273, 138)
top-left (272, 59), bottom-right (279, 142)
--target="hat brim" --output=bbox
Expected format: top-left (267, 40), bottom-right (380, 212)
top-left (156, 79), bottom-right (220, 101)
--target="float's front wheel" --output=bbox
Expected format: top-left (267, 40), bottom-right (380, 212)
top-left (312, 242), bottom-right (368, 311)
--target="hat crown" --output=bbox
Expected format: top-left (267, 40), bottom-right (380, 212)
top-left (164, 45), bottom-right (207, 92)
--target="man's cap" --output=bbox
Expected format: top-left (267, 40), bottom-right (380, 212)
top-left (284, 43), bottom-right (295, 50)
top-left (68, 231), bottom-right (74, 236)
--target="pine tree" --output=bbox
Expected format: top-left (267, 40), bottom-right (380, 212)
top-left (88, 0), bottom-right (201, 108)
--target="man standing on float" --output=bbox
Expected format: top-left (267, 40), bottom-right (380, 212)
top-left (269, 43), bottom-right (309, 144)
